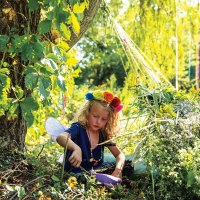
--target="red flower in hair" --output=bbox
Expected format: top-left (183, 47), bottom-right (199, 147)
top-left (110, 96), bottom-right (121, 108)
top-left (103, 91), bottom-right (114, 103)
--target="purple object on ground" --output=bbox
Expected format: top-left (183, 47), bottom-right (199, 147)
top-left (94, 173), bottom-right (122, 185)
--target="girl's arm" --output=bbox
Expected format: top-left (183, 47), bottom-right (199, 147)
top-left (56, 132), bottom-right (82, 168)
top-left (107, 146), bottom-right (125, 178)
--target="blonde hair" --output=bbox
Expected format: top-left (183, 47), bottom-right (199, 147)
top-left (74, 100), bottom-right (120, 139)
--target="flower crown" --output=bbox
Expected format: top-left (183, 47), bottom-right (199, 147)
top-left (85, 90), bottom-right (123, 113)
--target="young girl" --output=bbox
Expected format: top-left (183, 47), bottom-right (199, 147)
top-left (56, 90), bottom-right (125, 178)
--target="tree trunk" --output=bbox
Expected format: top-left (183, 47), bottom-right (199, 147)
top-left (68, 0), bottom-right (102, 49)
top-left (0, 114), bottom-right (26, 151)
top-left (0, 0), bottom-right (102, 152)
top-left (0, 0), bottom-right (39, 152)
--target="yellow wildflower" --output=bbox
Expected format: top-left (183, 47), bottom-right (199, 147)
top-left (67, 176), bottom-right (78, 189)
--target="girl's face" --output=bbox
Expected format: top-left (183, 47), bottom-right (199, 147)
top-left (88, 102), bottom-right (109, 133)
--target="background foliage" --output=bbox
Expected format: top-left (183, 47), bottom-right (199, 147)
top-left (1, 0), bottom-right (200, 199)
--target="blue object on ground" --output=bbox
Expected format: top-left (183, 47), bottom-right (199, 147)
top-left (104, 153), bottom-right (148, 175)
top-left (126, 154), bottom-right (147, 174)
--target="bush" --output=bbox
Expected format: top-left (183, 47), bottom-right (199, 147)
top-left (131, 85), bottom-right (200, 199)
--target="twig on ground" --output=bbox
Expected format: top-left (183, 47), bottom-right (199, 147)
top-left (1, 160), bottom-right (27, 180)
top-left (36, 144), bottom-right (45, 159)
top-left (22, 185), bottom-right (47, 200)
top-left (8, 175), bottom-right (50, 200)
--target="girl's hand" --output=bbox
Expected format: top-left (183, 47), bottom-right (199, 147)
top-left (112, 168), bottom-right (122, 178)
top-left (69, 146), bottom-right (82, 168)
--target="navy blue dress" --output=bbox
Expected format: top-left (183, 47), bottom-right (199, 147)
top-left (64, 122), bottom-right (115, 173)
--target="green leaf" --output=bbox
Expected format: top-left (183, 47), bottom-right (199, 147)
top-left (152, 91), bottom-right (159, 112)
top-left (13, 35), bottom-right (28, 52)
top-left (21, 42), bottom-right (44, 62)
top-left (25, 73), bottom-right (39, 89)
top-left (51, 175), bottom-right (60, 182)
top-left (0, 35), bottom-right (9, 45)
top-left (28, 0), bottom-right (39, 11)
top-left (2, 62), bottom-right (9, 67)
top-left (6, 102), bottom-right (19, 119)
top-left (15, 186), bottom-right (26, 198)
top-left (49, 59), bottom-right (58, 71)
top-left (46, 53), bottom-right (59, 62)
top-left (39, 78), bottom-right (50, 98)
top-left (52, 46), bottom-right (63, 60)
top-left (69, 0), bottom-right (80, 7)
top-left (54, 7), bottom-right (70, 24)
top-left (40, 67), bottom-right (53, 75)
top-left (46, 11), bottom-right (54, 20)
top-left (0, 35), bottom-right (9, 51)
top-left (24, 65), bottom-right (37, 74)
top-left (0, 73), bottom-right (9, 86)
top-left (0, 73), bottom-right (10, 97)
top-left (187, 170), bottom-right (195, 187)
top-left (13, 86), bottom-right (24, 99)
top-left (5, 184), bottom-right (15, 191)
top-left (20, 97), bottom-right (39, 127)
top-left (41, 58), bottom-right (58, 71)
top-left (38, 20), bottom-right (52, 35)
top-left (0, 68), bottom-right (9, 75)
top-left (24, 112), bottom-right (34, 127)
top-left (0, 73), bottom-right (10, 100)
top-left (21, 97), bottom-right (39, 112)
top-left (57, 75), bottom-right (67, 92)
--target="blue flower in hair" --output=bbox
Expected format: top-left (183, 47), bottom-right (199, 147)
top-left (85, 92), bottom-right (94, 100)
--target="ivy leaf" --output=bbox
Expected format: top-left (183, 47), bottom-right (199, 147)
top-left (57, 75), bottom-right (67, 92)
top-left (7, 101), bottom-right (19, 118)
top-left (28, 0), bottom-right (39, 11)
top-left (12, 86), bottom-right (24, 99)
top-left (38, 20), bottom-right (52, 35)
top-left (46, 11), bottom-right (54, 20)
top-left (21, 97), bottom-right (39, 112)
top-left (20, 97), bottom-right (39, 127)
top-left (52, 46), bottom-right (61, 56)
top-left (0, 73), bottom-right (9, 86)
top-left (69, 0), bottom-right (80, 7)
top-left (66, 57), bottom-right (78, 67)
top-left (70, 12), bottom-right (80, 35)
top-left (21, 42), bottom-right (44, 62)
top-left (55, 7), bottom-right (70, 24)
top-left (39, 78), bottom-right (51, 98)
top-left (25, 73), bottom-right (39, 89)
top-left (46, 53), bottom-right (59, 62)
top-left (41, 58), bottom-right (58, 71)
top-left (24, 112), bottom-right (34, 127)
top-left (0, 73), bottom-right (10, 100)
top-left (24, 65), bottom-right (37, 74)
top-left (40, 66), bottom-right (53, 75)
top-left (57, 41), bottom-right (69, 52)
top-left (73, 2), bottom-right (86, 13)
top-left (59, 23), bottom-right (71, 40)
top-left (52, 46), bottom-right (63, 61)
